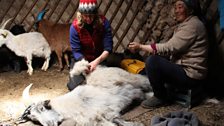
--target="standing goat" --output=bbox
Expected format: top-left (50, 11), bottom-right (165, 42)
top-left (0, 29), bottom-right (51, 75)
top-left (0, 18), bottom-right (25, 73)
top-left (19, 59), bottom-right (152, 126)
top-left (35, 10), bottom-right (71, 71)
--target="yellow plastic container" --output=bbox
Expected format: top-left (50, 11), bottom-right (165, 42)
top-left (120, 59), bottom-right (145, 74)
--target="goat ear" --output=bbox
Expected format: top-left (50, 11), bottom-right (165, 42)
top-left (43, 100), bottom-right (51, 109)
top-left (1, 31), bottom-right (8, 38)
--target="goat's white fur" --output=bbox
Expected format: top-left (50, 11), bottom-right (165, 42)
top-left (0, 29), bottom-right (51, 75)
top-left (23, 59), bottom-right (152, 126)
top-left (50, 84), bottom-right (145, 126)
top-left (70, 59), bottom-right (89, 76)
top-left (70, 59), bottom-right (151, 90)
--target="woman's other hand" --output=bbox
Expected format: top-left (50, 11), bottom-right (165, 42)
top-left (128, 42), bottom-right (141, 53)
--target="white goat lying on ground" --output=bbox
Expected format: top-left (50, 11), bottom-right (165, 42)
top-left (19, 59), bottom-right (152, 126)
top-left (70, 59), bottom-right (151, 91)
top-left (0, 29), bottom-right (51, 75)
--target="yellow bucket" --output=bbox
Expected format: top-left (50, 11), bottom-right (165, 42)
top-left (120, 59), bottom-right (145, 74)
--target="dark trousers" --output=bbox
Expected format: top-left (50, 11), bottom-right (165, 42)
top-left (145, 55), bottom-right (203, 100)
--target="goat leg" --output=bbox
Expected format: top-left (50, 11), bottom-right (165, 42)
top-left (26, 58), bottom-right (33, 75)
top-left (41, 56), bottom-right (50, 71)
top-left (63, 53), bottom-right (70, 69)
top-left (56, 51), bottom-right (63, 71)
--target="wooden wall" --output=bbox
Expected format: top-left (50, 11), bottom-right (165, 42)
top-left (0, 0), bottom-right (177, 53)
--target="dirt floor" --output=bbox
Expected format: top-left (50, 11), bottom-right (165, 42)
top-left (0, 65), bottom-right (224, 126)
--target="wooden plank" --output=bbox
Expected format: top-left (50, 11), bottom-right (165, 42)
top-left (129, 1), bottom-right (149, 43)
top-left (55, 0), bottom-right (72, 23)
top-left (103, 0), bottom-right (113, 16)
top-left (47, 0), bottom-right (61, 20)
top-left (112, 0), bottom-right (134, 49)
top-left (109, 0), bottom-right (124, 24)
top-left (8, 0), bottom-right (27, 27)
top-left (0, 0), bottom-right (14, 24)
top-left (98, 0), bottom-right (103, 8)
top-left (130, 19), bottom-right (147, 42)
top-left (65, 0), bottom-right (79, 23)
top-left (112, 0), bottom-right (134, 37)
top-left (27, 0), bottom-right (50, 31)
top-left (19, 0), bottom-right (39, 24)
top-left (113, 0), bottom-right (145, 52)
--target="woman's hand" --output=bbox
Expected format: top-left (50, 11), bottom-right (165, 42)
top-left (128, 42), bottom-right (141, 53)
top-left (88, 59), bottom-right (100, 73)
top-left (128, 41), bottom-right (154, 54)
top-left (86, 51), bottom-right (109, 73)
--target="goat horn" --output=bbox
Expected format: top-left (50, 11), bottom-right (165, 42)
top-left (22, 83), bottom-right (33, 101)
top-left (0, 18), bottom-right (13, 29)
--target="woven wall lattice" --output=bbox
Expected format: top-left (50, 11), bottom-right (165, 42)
top-left (0, 0), bottom-right (222, 53)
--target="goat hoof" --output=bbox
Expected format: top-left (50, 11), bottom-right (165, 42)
top-left (27, 71), bottom-right (33, 76)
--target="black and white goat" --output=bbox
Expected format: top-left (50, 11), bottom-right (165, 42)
top-left (19, 59), bottom-right (152, 126)
top-left (0, 29), bottom-right (51, 75)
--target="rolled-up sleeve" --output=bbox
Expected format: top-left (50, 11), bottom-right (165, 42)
top-left (103, 19), bottom-right (113, 53)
